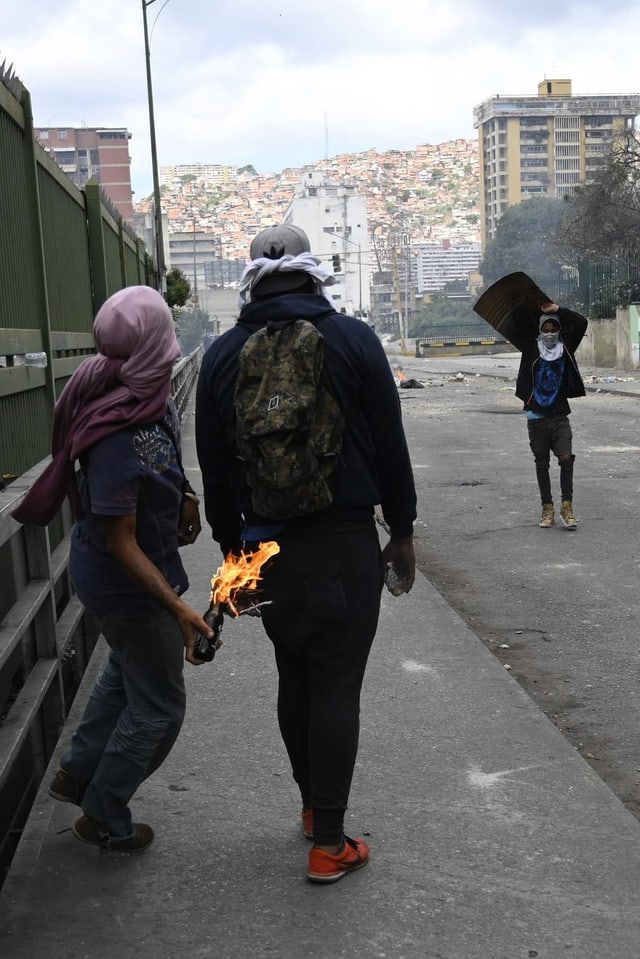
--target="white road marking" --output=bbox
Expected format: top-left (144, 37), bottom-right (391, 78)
top-left (467, 763), bottom-right (549, 790)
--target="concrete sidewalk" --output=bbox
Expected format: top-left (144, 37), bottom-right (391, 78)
top-left (2, 394), bottom-right (640, 959)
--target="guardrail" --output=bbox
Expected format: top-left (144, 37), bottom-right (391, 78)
top-left (0, 348), bottom-right (202, 888)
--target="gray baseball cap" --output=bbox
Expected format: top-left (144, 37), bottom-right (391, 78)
top-left (249, 224), bottom-right (311, 260)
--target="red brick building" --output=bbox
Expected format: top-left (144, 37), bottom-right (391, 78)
top-left (34, 126), bottom-right (134, 221)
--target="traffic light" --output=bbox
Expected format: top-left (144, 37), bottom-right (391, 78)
top-left (332, 254), bottom-right (341, 273)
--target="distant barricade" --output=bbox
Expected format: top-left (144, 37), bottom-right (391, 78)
top-left (415, 326), bottom-right (508, 357)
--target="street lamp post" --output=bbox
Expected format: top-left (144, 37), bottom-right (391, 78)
top-left (142, 0), bottom-right (166, 295)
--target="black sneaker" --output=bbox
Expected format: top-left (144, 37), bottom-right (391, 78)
top-left (73, 815), bottom-right (154, 852)
top-left (49, 768), bottom-right (82, 805)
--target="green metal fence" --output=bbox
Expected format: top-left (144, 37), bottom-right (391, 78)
top-left (0, 70), bottom-right (150, 483)
top-left (533, 256), bottom-right (640, 319)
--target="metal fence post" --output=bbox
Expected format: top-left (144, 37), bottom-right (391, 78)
top-left (20, 89), bottom-right (55, 422)
top-left (85, 181), bottom-right (109, 311)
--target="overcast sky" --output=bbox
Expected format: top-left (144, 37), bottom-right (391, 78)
top-left (4, 0), bottom-right (639, 199)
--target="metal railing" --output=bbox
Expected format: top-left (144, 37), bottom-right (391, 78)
top-left (0, 349), bottom-right (202, 888)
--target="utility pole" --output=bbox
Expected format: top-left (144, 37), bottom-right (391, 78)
top-left (404, 240), bottom-right (411, 346)
top-left (391, 245), bottom-right (406, 350)
top-left (329, 224), bottom-right (364, 317)
top-left (142, 0), bottom-right (166, 296)
top-left (192, 217), bottom-right (199, 308)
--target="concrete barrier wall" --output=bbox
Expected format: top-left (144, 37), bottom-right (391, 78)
top-left (577, 309), bottom-right (639, 370)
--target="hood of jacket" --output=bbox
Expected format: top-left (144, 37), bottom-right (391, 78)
top-left (237, 293), bottom-right (338, 330)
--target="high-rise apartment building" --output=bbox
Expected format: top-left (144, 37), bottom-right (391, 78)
top-left (34, 126), bottom-right (134, 221)
top-left (284, 171), bottom-right (370, 317)
top-left (473, 79), bottom-right (640, 246)
top-left (159, 163), bottom-right (237, 188)
top-left (412, 240), bottom-right (481, 294)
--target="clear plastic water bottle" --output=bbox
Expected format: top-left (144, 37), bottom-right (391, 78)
top-left (25, 352), bottom-right (48, 368)
top-left (385, 562), bottom-right (407, 596)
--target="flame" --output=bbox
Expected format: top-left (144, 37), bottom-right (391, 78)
top-left (397, 367), bottom-right (407, 382)
top-left (210, 540), bottom-right (280, 615)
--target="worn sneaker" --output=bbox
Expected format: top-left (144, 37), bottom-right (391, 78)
top-left (49, 768), bottom-right (82, 805)
top-left (307, 836), bottom-right (370, 883)
top-left (560, 500), bottom-right (578, 530)
top-left (538, 503), bottom-right (554, 528)
top-left (302, 808), bottom-right (314, 840)
top-left (73, 815), bottom-right (154, 852)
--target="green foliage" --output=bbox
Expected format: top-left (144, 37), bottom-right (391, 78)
top-left (238, 164), bottom-right (258, 177)
top-left (615, 280), bottom-right (640, 307)
top-left (409, 294), bottom-right (480, 336)
top-left (480, 198), bottom-right (568, 288)
top-left (144, 253), bottom-right (155, 287)
top-left (166, 268), bottom-right (191, 309)
top-left (174, 306), bottom-right (211, 354)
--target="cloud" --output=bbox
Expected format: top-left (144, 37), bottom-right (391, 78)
top-left (3, 0), bottom-right (640, 196)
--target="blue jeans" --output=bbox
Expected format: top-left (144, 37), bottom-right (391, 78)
top-left (62, 608), bottom-right (186, 840)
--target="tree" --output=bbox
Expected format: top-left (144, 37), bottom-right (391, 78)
top-left (409, 293), bottom-right (480, 336)
top-left (556, 130), bottom-right (640, 262)
top-left (479, 198), bottom-right (568, 288)
top-left (166, 268), bottom-right (191, 309)
top-left (174, 305), bottom-right (211, 354)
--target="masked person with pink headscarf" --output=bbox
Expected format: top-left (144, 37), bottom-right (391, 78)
top-left (13, 286), bottom-right (214, 852)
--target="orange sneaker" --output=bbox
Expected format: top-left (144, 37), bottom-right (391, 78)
top-left (302, 808), bottom-right (314, 840)
top-left (306, 836), bottom-right (369, 883)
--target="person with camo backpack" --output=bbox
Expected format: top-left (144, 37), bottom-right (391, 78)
top-left (195, 224), bottom-right (417, 884)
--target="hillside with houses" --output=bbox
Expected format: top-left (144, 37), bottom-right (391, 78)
top-left (135, 139), bottom-right (481, 261)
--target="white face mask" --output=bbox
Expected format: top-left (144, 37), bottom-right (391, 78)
top-left (540, 332), bottom-right (560, 348)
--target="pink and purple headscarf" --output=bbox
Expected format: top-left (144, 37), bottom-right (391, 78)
top-left (12, 286), bottom-right (180, 526)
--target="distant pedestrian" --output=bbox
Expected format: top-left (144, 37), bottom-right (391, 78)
top-left (196, 224), bottom-right (417, 883)
top-left (15, 285), bottom-right (214, 851)
top-left (514, 300), bottom-right (588, 529)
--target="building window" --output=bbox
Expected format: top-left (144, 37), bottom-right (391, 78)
top-left (54, 150), bottom-right (76, 165)
top-left (58, 129), bottom-right (67, 140)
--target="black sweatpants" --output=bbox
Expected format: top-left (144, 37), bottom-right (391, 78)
top-left (257, 520), bottom-right (384, 845)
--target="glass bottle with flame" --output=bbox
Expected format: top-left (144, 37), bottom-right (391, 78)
top-left (194, 541), bottom-right (280, 662)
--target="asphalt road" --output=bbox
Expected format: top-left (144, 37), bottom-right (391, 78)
top-left (394, 351), bottom-right (640, 819)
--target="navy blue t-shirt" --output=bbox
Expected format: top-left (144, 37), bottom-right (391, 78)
top-left (533, 355), bottom-right (565, 409)
top-left (70, 407), bottom-right (188, 616)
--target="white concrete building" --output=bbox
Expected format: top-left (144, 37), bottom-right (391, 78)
top-left (412, 240), bottom-right (482, 293)
top-left (284, 171), bottom-right (370, 317)
top-left (159, 164), bottom-right (236, 187)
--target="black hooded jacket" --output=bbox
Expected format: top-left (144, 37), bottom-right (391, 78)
top-left (513, 306), bottom-right (588, 413)
top-left (195, 293), bottom-right (417, 557)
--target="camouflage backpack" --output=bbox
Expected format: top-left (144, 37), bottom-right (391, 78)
top-left (234, 317), bottom-right (344, 520)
